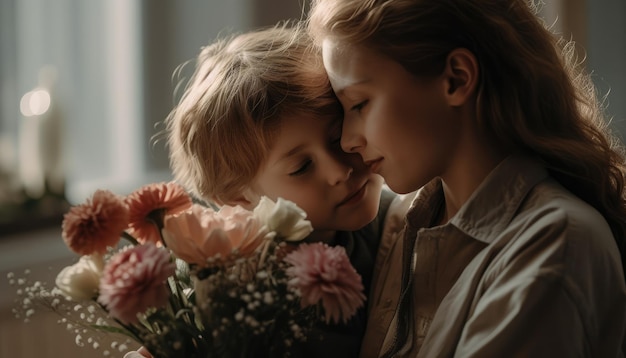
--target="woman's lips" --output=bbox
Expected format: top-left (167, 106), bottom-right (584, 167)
top-left (364, 158), bottom-right (383, 174)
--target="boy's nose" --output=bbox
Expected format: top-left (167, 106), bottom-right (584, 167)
top-left (325, 155), bottom-right (354, 186)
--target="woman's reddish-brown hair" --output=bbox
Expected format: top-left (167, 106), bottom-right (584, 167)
top-left (308, 0), bottom-right (626, 272)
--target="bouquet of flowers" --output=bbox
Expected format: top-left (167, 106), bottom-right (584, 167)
top-left (9, 182), bottom-right (366, 357)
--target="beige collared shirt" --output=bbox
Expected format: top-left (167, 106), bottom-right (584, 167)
top-left (367, 155), bottom-right (626, 357)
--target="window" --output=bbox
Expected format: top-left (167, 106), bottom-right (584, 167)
top-left (0, 0), bottom-right (305, 235)
top-left (0, 0), bottom-right (623, 236)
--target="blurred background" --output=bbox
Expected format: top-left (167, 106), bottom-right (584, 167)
top-left (0, 0), bottom-right (624, 357)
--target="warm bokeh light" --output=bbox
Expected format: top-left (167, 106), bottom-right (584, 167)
top-left (19, 88), bottom-right (51, 117)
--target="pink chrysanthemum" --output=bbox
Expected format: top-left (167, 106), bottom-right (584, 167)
top-left (98, 243), bottom-right (175, 324)
top-left (126, 182), bottom-right (193, 245)
top-left (62, 190), bottom-right (130, 255)
top-left (284, 242), bottom-right (366, 324)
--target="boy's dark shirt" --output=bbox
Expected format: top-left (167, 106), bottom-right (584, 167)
top-left (290, 189), bottom-right (396, 358)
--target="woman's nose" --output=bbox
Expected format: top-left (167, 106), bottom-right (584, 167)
top-left (340, 117), bottom-right (366, 154)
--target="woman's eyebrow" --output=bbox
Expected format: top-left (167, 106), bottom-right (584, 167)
top-left (334, 78), bottom-right (371, 98)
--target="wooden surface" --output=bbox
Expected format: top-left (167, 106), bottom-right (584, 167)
top-left (0, 228), bottom-right (140, 358)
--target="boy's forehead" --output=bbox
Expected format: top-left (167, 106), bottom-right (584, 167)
top-left (278, 112), bottom-right (337, 129)
top-left (269, 114), bottom-right (338, 156)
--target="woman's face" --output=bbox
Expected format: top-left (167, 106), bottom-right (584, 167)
top-left (322, 39), bottom-right (463, 194)
top-left (252, 113), bottom-right (384, 239)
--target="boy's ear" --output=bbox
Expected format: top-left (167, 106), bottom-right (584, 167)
top-left (443, 48), bottom-right (479, 106)
top-left (228, 188), bottom-right (260, 210)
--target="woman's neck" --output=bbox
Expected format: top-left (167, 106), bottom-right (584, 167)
top-left (439, 130), bottom-right (509, 223)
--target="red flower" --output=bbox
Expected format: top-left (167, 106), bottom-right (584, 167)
top-left (98, 244), bottom-right (175, 324)
top-left (62, 190), bottom-right (129, 255)
top-left (284, 242), bottom-right (366, 324)
top-left (126, 182), bottom-right (193, 245)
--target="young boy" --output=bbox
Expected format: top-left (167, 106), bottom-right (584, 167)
top-left (127, 21), bottom-right (409, 358)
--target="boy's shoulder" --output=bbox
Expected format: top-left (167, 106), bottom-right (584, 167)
top-left (378, 185), bottom-right (398, 219)
top-left (367, 185), bottom-right (402, 236)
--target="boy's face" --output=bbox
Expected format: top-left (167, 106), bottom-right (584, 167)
top-left (322, 39), bottom-right (463, 194)
top-left (253, 114), bottom-right (384, 238)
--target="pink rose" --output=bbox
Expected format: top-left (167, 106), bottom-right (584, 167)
top-left (98, 244), bottom-right (175, 324)
top-left (284, 242), bottom-right (366, 324)
top-left (162, 204), bottom-right (272, 267)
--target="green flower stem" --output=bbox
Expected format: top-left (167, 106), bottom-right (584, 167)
top-left (146, 208), bottom-right (168, 248)
top-left (167, 271), bottom-right (195, 326)
top-left (95, 301), bottom-right (143, 343)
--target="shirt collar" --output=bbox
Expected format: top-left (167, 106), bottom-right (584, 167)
top-left (407, 155), bottom-right (548, 244)
top-left (451, 155), bottom-right (548, 243)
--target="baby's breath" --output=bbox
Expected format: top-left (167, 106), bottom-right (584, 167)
top-left (188, 238), bottom-right (318, 357)
top-left (7, 269), bottom-right (134, 356)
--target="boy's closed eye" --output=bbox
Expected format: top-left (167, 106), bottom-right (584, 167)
top-left (289, 159), bottom-right (313, 176)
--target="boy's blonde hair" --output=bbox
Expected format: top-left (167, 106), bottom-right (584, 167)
top-left (308, 0), bottom-right (626, 270)
top-left (166, 21), bottom-right (341, 205)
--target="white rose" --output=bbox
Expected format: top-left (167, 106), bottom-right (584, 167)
top-left (55, 254), bottom-right (104, 301)
top-left (253, 197), bottom-right (313, 242)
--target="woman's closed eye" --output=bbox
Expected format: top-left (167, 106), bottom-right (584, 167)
top-left (289, 159), bottom-right (312, 176)
top-left (350, 100), bottom-right (368, 113)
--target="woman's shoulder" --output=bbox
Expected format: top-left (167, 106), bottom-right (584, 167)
top-left (519, 178), bottom-right (613, 239)
top-left (497, 177), bottom-right (621, 280)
